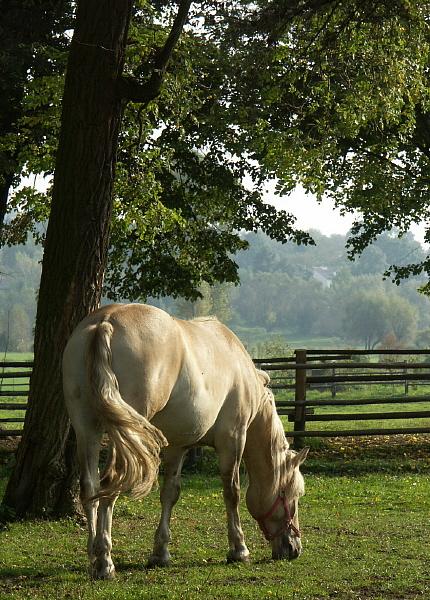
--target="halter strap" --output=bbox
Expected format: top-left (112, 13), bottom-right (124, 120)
top-left (256, 495), bottom-right (301, 541)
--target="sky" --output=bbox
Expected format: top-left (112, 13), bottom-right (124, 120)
top-left (265, 183), bottom-right (429, 247)
top-left (265, 183), bottom-right (355, 236)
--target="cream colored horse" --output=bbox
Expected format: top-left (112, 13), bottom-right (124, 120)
top-left (62, 303), bottom-right (308, 579)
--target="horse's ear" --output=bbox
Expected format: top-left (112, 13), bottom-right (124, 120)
top-left (256, 369), bottom-right (270, 387)
top-left (292, 447), bottom-right (309, 468)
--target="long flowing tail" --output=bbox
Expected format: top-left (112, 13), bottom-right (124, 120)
top-left (87, 319), bottom-right (167, 500)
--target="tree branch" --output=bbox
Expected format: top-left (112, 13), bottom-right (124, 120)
top-left (413, 106), bottom-right (430, 161)
top-left (256, 0), bottom-right (338, 38)
top-left (118, 0), bottom-right (192, 104)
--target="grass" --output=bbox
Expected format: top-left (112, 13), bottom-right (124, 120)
top-left (283, 337), bottom-right (345, 350)
top-left (230, 328), bottom-right (345, 353)
top-left (1, 437), bottom-right (430, 599)
top-left (0, 353), bottom-right (34, 362)
top-left (1, 354), bottom-right (430, 597)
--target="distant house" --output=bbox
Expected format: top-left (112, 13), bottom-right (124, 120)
top-left (312, 266), bottom-right (336, 288)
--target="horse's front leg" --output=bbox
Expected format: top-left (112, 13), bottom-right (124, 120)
top-left (217, 439), bottom-right (250, 563)
top-left (147, 446), bottom-right (186, 568)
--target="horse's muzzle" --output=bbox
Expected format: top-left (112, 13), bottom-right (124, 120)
top-left (271, 533), bottom-right (302, 560)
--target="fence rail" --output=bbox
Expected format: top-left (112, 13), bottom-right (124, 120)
top-left (0, 361), bottom-right (31, 438)
top-left (261, 348), bottom-right (430, 448)
top-left (2, 350), bottom-right (430, 445)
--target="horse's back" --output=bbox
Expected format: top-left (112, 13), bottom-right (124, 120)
top-left (63, 303), bottom-right (263, 445)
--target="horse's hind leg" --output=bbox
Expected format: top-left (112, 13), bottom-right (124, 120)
top-left (93, 491), bottom-right (118, 580)
top-left (85, 443), bottom-right (118, 580)
top-left (77, 435), bottom-right (117, 579)
top-left (216, 434), bottom-right (249, 563)
top-left (76, 431), bottom-right (103, 576)
top-left (147, 446), bottom-right (186, 568)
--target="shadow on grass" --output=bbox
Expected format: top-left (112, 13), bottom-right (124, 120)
top-left (178, 435), bottom-right (430, 478)
top-left (0, 564), bottom-right (82, 593)
top-left (115, 557), bottom-right (228, 573)
top-left (302, 435), bottom-right (430, 476)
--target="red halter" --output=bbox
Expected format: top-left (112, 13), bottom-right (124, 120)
top-left (256, 495), bottom-right (301, 541)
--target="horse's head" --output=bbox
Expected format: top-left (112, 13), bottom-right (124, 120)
top-left (253, 447), bottom-right (309, 560)
top-left (246, 371), bottom-right (308, 560)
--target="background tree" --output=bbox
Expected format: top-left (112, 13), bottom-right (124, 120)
top-left (415, 328), bottom-right (430, 349)
top-left (342, 291), bottom-right (392, 350)
top-left (387, 294), bottom-right (418, 346)
top-left (0, 240), bottom-right (41, 351)
top-left (341, 289), bottom-right (418, 350)
top-left (6, 305), bottom-right (32, 352)
top-left (2, 227), bottom-right (428, 353)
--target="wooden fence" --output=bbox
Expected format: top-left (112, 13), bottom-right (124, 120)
top-left (2, 350), bottom-right (430, 445)
top-left (0, 361), bottom-right (31, 437)
top-left (255, 349), bottom-right (430, 447)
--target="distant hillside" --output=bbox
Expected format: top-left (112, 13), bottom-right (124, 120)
top-left (2, 228), bottom-right (430, 351)
top-left (163, 229), bottom-right (430, 351)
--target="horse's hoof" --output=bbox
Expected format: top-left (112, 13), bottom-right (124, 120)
top-left (227, 549), bottom-right (250, 564)
top-left (91, 562), bottom-right (116, 580)
top-left (91, 570), bottom-right (116, 580)
top-left (146, 555), bottom-right (171, 568)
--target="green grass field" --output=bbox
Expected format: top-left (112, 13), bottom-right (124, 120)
top-left (1, 353), bottom-right (430, 598)
top-left (230, 328), bottom-right (345, 355)
top-left (0, 353), bottom-right (34, 361)
top-left (1, 438), bottom-right (430, 599)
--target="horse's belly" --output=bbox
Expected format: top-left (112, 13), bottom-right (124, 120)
top-left (150, 392), bottom-right (221, 447)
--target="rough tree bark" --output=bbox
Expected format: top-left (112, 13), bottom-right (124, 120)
top-left (2, 0), bottom-right (192, 518)
top-left (2, 0), bottom-right (134, 516)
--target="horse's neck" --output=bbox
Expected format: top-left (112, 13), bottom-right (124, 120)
top-left (243, 398), bottom-right (280, 516)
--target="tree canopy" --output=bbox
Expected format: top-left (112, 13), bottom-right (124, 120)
top-left (220, 0), bottom-right (430, 285)
top-left (1, 0), bottom-right (313, 301)
top-left (3, 1), bottom-right (430, 301)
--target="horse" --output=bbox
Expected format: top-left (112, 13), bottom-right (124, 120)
top-left (62, 303), bottom-right (308, 579)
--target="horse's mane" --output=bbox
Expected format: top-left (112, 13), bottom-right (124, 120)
top-left (261, 379), bottom-right (305, 498)
top-left (191, 315), bottom-right (219, 322)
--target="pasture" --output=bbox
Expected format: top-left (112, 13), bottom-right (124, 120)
top-left (279, 385), bottom-right (430, 437)
top-left (1, 437), bottom-right (430, 600)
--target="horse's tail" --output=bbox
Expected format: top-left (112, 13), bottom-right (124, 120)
top-left (87, 319), bottom-right (167, 500)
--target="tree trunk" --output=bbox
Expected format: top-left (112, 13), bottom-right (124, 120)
top-left (0, 172), bottom-right (14, 234)
top-left (2, 0), bottom-right (133, 517)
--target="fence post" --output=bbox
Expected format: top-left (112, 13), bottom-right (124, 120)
top-left (331, 366), bottom-right (336, 398)
top-left (293, 349), bottom-right (307, 449)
